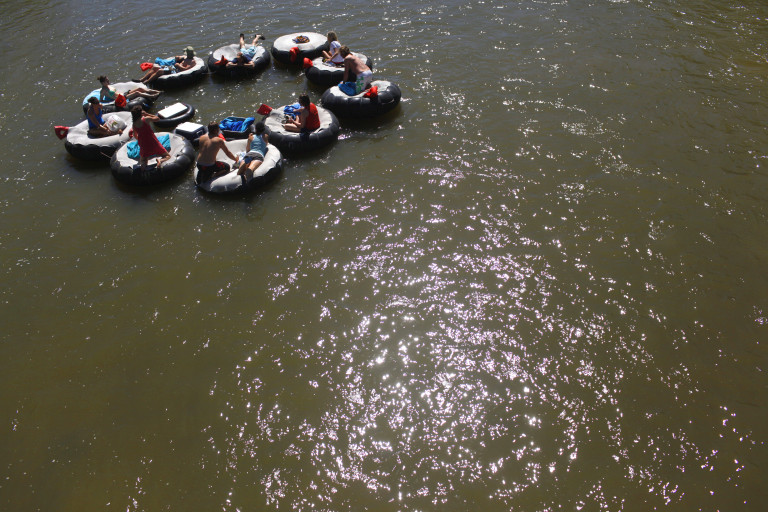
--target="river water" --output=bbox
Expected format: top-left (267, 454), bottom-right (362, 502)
top-left (1, 0), bottom-right (767, 510)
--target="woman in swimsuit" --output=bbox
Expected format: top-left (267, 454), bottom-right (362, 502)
top-left (86, 97), bottom-right (121, 137)
top-left (98, 75), bottom-right (160, 102)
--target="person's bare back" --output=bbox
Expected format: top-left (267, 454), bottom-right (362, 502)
top-left (198, 133), bottom-right (233, 165)
top-left (344, 53), bottom-right (369, 75)
top-left (340, 45), bottom-right (371, 84)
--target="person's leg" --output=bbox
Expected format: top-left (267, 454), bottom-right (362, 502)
top-left (144, 67), bottom-right (166, 83)
top-left (212, 162), bottom-right (231, 178)
top-left (236, 158), bottom-right (250, 175)
top-left (246, 158), bottom-right (263, 178)
top-left (239, 33), bottom-right (245, 49)
top-left (156, 150), bottom-right (171, 168)
top-left (141, 64), bottom-right (161, 83)
top-left (133, 86), bottom-right (161, 95)
top-left (196, 163), bottom-right (214, 184)
top-left (129, 88), bottom-right (160, 99)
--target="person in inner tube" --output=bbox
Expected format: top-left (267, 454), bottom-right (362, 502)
top-left (340, 46), bottom-right (372, 94)
top-left (130, 107), bottom-right (171, 170)
top-left (227, 33), bottom-right (265, 68)
top-left (195, 122), bottom-right (239, 184)
top-left (283, 94), bottom-right (321, 133)
top-left (139, 46), bottom-right (197, 83)
top-left (98, 75), bottom-right (160, 102)
top-left (321, 31), bottom-right (344, 67)
top-left (86, 97), bottom-right (122, 137)
top-left (235, 121), bottom-right (269, 181)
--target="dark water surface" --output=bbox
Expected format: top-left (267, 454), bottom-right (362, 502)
top-left (1, 0), bottom-right (767, 510)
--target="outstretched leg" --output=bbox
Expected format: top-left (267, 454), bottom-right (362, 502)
top-left (88, 125), bottom-right (116, 138)
top-left (246, 159), bottom-right (263, 179)
top-left (211, 162), bottom-right (231, 179)
top-left (156, 151), bottom-right (171, 168)
top-left (141, 66), bottom-right (166, 84)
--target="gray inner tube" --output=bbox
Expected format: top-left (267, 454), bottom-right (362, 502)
top-left (110, 132), bottom-right (196, 186)
top-left (271, 32), bottom-right (329, 64)
top-left (208, 44), bottom-right (270, 76)
top-left (64, 111), bottom-right (133, 161)
top-left (263, 105), bottom-right (340, 154)
top-left (320, 80), bottom-right (402, 118)
top-left (304, 54), bottom-right (373, 88)
top-left (152, 57), bottom-right (207, 89)
top-left (194, 139), bottom-right (283, 194)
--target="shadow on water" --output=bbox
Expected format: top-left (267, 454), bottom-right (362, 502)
top-left (64, 155), bottom-right (112, 175)
top-left (333, 104), bottom-right (404, 137)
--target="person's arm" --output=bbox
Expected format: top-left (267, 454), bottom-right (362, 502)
top-left (141, 113), bottom-right (160, 122)
top-left (101, 86), bottom-right (116, 101)
top-left (217, 139), bottom-right (237, 161)
top-left (343, 59), bottom-right (349, 82)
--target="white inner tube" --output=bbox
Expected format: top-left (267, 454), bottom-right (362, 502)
top-left (272, 32), bottom-right (327, 53)
top-left (195, 139), bottom-right (282, 193)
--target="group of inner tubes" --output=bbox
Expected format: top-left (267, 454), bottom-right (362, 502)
top-left (58, 31), bottom-right (402, 194)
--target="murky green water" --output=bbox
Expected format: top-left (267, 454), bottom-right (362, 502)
top-left (1, 0), bottom-right (767, 510)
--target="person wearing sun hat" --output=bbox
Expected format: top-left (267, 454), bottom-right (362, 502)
top-left (175, 46), bottom-right (196, 71)
top-left (139, 46), bottom-right (198, 83)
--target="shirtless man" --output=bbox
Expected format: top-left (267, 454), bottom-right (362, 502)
top-left (340, 46), bottom-right (372, 94)
top-left (140, 47), bottom-right (197, 83)
top-left (195, 122), bottom-right (238, 184)
top-left (174, 47), bottom-right (197, 71)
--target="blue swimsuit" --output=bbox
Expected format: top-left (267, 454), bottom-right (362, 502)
top-left (87, 107), bottom-right (105, 129)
